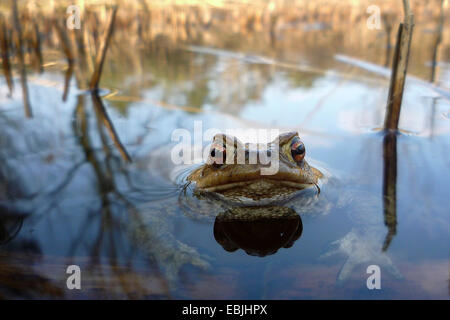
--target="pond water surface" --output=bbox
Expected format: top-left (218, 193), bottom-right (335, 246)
top-left (0, 21), bottom-right (449, 299)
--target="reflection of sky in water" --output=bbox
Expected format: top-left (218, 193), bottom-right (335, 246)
top-left (239, 73), bottom-right (387, 130)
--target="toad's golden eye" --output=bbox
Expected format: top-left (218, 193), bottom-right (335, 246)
top-left (209, 144), bottom-right (226, 167)
top-left (291, 137), bottom-right (305, 164)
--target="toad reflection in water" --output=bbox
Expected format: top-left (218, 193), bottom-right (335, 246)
top-left (213, 206), bottom-right (303, 257)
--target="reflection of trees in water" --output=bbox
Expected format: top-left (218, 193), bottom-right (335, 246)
top-left (285, 68), bottom-right (321, 88)
top-left (67, 93), bottom-right (207, 297)
top-left (214, 207), bottom-right (303, 257)
top-left (3, 0), bottom-right (447, 118)
top-left (103, 40), bottom-right (290, 114)
top-left (102, 28), bottom-right (339, 113)
top-left (0, 92), bottom-right (212, 298)
top-left (211, 62), bottom-right (275, 114)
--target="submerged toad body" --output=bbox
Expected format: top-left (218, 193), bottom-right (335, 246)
top-left (187, 131), bottom-right (323, 204)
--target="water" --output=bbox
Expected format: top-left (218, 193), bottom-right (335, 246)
top-left (0, 20), bottom-right (449, 299)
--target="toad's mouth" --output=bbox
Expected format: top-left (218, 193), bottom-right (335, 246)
top-left (194, 178), bottom-right (320, 203)
top-left (199, 178), bottom-right (314, 193)
top-left (189, 163), bottom-right (323, 190)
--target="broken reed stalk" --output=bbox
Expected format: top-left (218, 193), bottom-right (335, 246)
top-left (11, 0), bottom-right (32, 118)
top-left (384, 0), bottom-right (414, 131)
top-left (0, 15), bottom-right (14, 96)
top-left (382, 13), bottom-right (393, 68)
top-left (89, 6), bottom-right (118, 92)
top-left (82, 22), bottom-right (94, 74)
top-left (62, 61), bottom-right (74, 102)
top-left (430, 0), bottom-right (444, 83)
top-left (54, 19), bottom-right (74, 62)
top-left (53, 18), bottom-right (77, 98)
top-left (32, 18), bottom-right (43, 73)
top-left (73, 28), bottom-right (87, 70)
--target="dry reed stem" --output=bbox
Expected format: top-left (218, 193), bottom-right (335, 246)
top-left (384, 0), bottom-right (414, 130)
top-left (89, 6), bottom-right (118, 91)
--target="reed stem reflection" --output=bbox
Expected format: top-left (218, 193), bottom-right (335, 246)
top-left (11, 0), bottom-right (32, 118)
top-left (214, 207), bottom-right (303, 257)
top-left (382, 132), bottom-right (398, 252)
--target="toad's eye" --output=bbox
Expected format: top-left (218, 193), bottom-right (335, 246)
top-left (209, 144), bottom-right (226, 167)
top-left (291, 137), bottom-right (305, 164)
